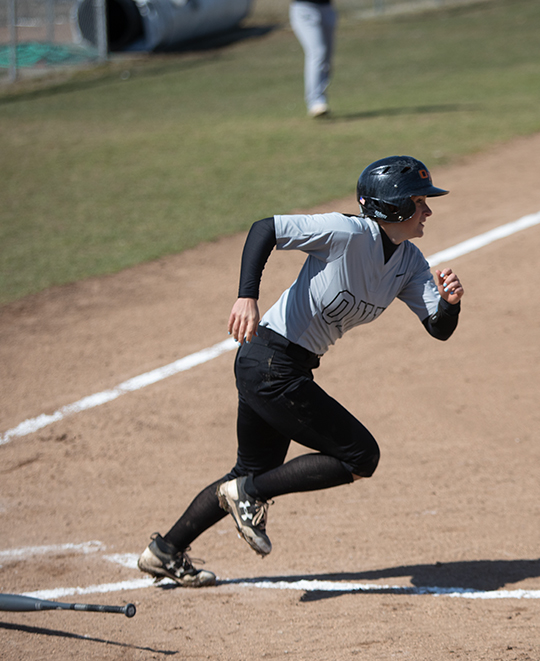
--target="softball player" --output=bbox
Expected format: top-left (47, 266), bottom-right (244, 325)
top-left (290, 0), bottom-right (337, 117)
top-left (138, 155), bottom-right (464, 586)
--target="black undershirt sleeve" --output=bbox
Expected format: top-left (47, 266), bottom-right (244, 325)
top-left (422, 297), bottom-right (461, 341)
top-left (238, 217), bottom-right (277, 299)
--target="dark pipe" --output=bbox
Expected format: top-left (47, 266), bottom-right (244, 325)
top-left (77, 0), bottom-right (144, 52)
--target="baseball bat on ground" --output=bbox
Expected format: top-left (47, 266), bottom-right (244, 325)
top-left (0, 593), bottom-right (136, 618)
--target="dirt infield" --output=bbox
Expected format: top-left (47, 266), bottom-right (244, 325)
top-left (1, 135), bottom-right (540, 660)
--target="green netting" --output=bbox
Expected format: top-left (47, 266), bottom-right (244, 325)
top-left (0, 42), bottom-right (98, 68)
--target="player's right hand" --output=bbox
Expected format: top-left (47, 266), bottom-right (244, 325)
top-left (228, 297), bottom-right (260, 345)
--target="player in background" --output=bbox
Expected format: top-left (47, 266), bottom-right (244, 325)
top-left (289, 0), bottom-right (338, 118)
top-left (138, 155), bottom-right (464, 587)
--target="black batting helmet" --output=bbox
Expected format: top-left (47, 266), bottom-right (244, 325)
top-left (356, 155), bottom-right (448, 223)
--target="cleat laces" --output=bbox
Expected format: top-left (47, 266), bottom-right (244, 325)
top-left (166, 546), bottom-right (205, 578)
top-left (249, 498), bottom-right (273, 534)
top-left (251, 499), bottom-right (269, 530)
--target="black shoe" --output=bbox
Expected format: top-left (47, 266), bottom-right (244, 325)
top-left (218, 477), bottom-right (272, 557)
top-left (138, 533), bottom-right (216, 587)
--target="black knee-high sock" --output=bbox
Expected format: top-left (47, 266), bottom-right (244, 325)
top-left (245, 453), bottom-right (354, 501)
top-left (163, 478), bottom-right (227, 551)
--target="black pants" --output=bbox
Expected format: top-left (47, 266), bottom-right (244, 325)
top-left (231, 326), bottom-right (380, 478)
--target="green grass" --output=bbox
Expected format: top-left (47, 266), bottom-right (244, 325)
top-left (1, 0), bottom-right (539, 304)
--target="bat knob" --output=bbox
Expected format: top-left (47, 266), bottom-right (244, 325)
top-left (124, 603), bottom-right (136, 618)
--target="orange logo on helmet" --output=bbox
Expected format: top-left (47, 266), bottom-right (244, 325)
top-left (418, 169), bottom-right (430, 180)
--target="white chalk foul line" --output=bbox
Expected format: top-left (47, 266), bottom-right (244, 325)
top-left (0, 337), bottom-right (236, 446)
top-left (2, 210), bottom-right (540, 447)
top-left (235, 579), bottom-right (540, 600)
top-left (0, 540), bottom-right (104, 561)
top-left (8, 550), bottom-right (539, 600)
top-left (23, 578), bottom-right (157, 601)
top-left (426, 210), bottom-right (540, 266)
top-left (22, 577), bottom-right (540, 602)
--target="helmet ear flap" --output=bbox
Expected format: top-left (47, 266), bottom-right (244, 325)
top-left (393, 196), bottom-right (416, 222)
top-left (359, 196), bottom-right (416, 223)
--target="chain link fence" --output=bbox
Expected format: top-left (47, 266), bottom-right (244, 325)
top-left (0, 0), bottom-right (105, 83)
top-left (1, 0), bottom-right (486, 84)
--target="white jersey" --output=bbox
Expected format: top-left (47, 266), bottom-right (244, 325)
top-left (260, 212), bottom-right (440, 355)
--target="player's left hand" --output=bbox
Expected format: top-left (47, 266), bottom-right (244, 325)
top-left (436, 269), bottom-right (464, 304)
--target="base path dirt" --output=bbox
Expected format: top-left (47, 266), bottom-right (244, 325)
top-left (1, 135), bottom-right (540, 660)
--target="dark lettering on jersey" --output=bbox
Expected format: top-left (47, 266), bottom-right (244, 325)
top-left (321, 291), bottom-right (355, 323)
top-left (322, 290), bottom-right (386, 327)
top-left (356, 301), bottom-right (375, 323)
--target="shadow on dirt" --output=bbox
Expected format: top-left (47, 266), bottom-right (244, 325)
top-left (0, 620), bottom-right (178, 654)
top-left (224, 558), bottom-right (540, 602)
